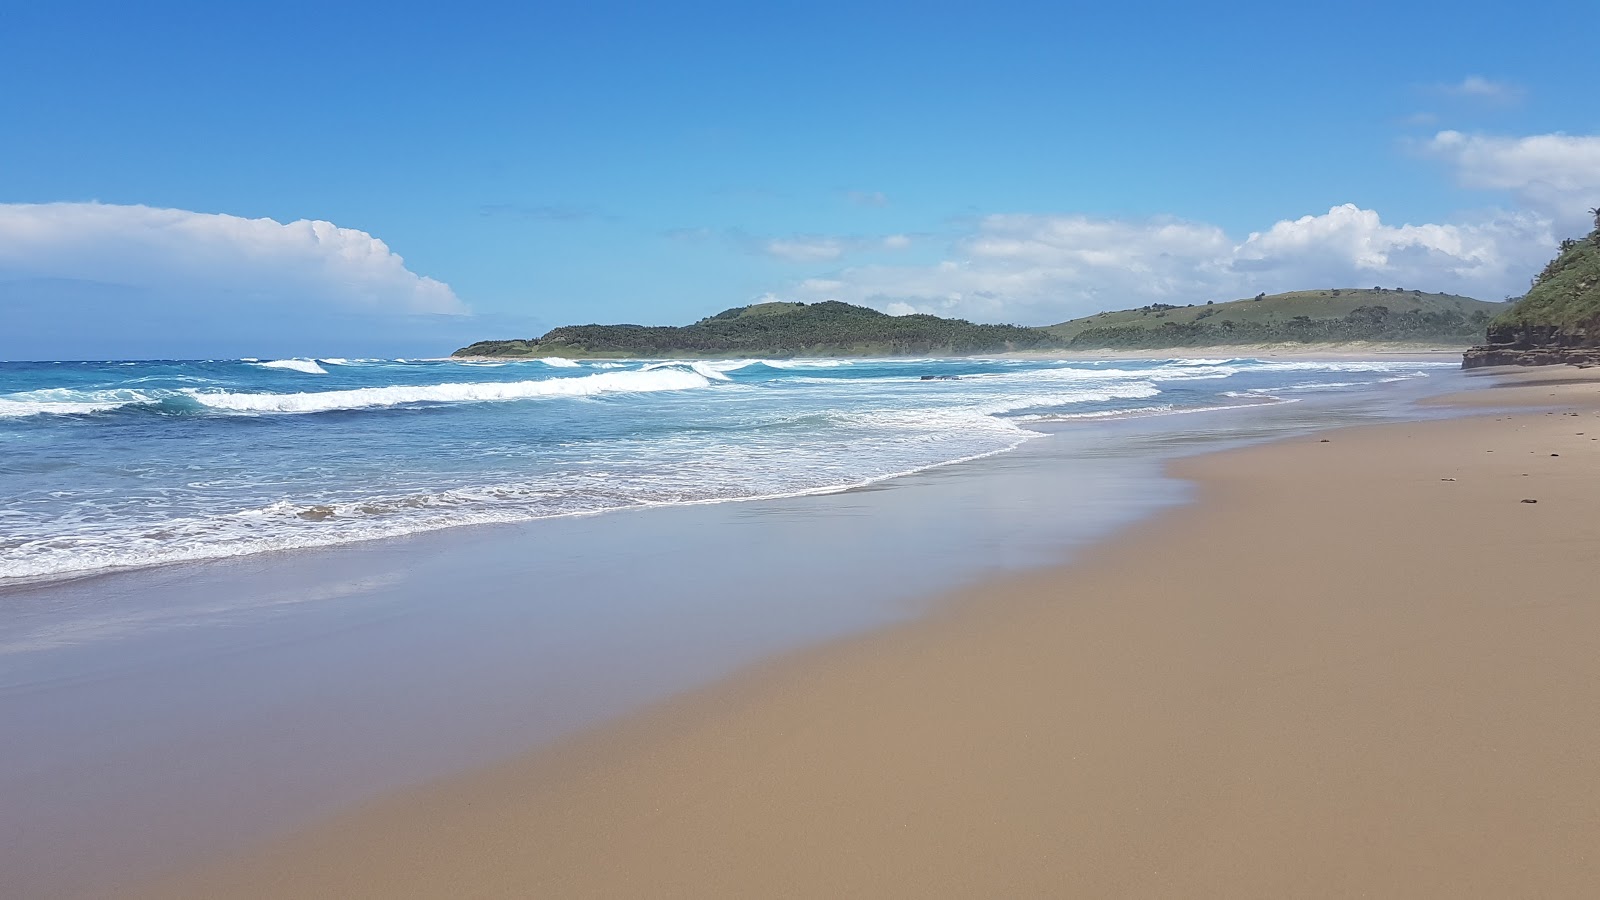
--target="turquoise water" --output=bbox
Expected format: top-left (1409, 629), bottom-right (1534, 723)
top-left (0, 355), bottom-right (1457, 583)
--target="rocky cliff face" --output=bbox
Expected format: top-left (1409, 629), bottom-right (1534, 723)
top-left (1462, 324), bottom-right (1600, 368)
top-left (1462, 216), bottom-right (1600, 369)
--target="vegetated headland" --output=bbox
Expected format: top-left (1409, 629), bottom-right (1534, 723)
top-left (1464, 211), bottom-right (1600, 368)
top-left (454, 289), bottom-right (1504, 359)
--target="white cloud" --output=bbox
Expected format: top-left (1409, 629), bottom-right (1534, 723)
top-left (1436, 75), bottom-right (1522, 102)
top-left (0, 202), bottom-right (464, 315)
top-left (1423, 131), bottom-right (1600, 219)
top-left (756, 129), bottom-right (1600, 324)
top-left (764, 236), bottom-right (848, 262)
top-left (762, 232), bottom-right (912, 261)
top-left (1232, 205), bottom-right (1549, 289)
top-left (769, 204), bottom-right (1554, 323)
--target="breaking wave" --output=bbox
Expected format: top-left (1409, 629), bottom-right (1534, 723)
top-left (184, 368), bottom-right (714, 414)
top-left (253, 359), bottom-right (328, 375)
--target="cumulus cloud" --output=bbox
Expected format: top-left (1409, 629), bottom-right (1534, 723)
top-left (0, 203), bottom-right (470, 358)
top-left (0, 202), bottom-right (464, 315)
top-left (1423, 131), bottom-right (1600, 219)
top-left (769, 204), bottom-right (1554, 323)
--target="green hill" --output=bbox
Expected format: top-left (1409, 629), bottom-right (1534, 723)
top-left (454, 300), bottom-right (1059, 358)
top-left (1463, 213), bottom-right (1600, 367)
top-left (1491, 222), bottom-right (1600, 336)
top-left (1047, 288), bottom-right (1503, 349)
top-left (456, 289), bottom-right (1508, 359)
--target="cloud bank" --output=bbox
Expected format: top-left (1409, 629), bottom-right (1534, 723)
top-left (0, 202), bottom-right (463, 314)
top-left (779, 205), bottom-right (1552, 322)
top-left (760, 131), bottom-right (1595, 324)
top-left (0, 203), bottom-right (468, 358)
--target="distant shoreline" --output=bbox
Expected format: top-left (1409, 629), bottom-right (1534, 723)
top-left (448, 343), bottom-right (1471, 362)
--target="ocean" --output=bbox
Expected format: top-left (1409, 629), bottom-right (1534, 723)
top-left (0, 354), bottom-right (1459, 585)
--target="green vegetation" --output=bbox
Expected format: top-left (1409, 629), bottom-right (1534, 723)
top-left (1489, 213), bottom-right (1600, 339)
top-left (1045, 289), bottom-right (1502, 349)
top-left (456, 289), bottom-right (1506, 358)
top-left (454, 300), bottom-right (1058, 358)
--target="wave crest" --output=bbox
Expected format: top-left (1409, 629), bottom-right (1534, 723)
top-left (253, 359), bottom-right (328, 374)
top-left (185, 368), bottom-right (713, 414)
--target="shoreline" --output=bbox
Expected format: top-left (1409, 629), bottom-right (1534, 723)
top-left (446, 344), bottom-right (1471, 363)
top-left (133, 369), bottom-right (1600, 898)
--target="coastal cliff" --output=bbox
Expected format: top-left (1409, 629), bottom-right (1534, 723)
top-left (1464, 212), bottom-right (1600, 369)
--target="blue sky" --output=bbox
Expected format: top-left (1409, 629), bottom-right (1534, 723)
top-left (2, 0), bottom-right (1596, 359)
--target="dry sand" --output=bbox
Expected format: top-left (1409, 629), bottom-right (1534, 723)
top-left (137, 371), bottom-right (1600, 899)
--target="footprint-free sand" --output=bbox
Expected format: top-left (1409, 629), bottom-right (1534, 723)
top-left (139, 371), bottom-right (1600, 898)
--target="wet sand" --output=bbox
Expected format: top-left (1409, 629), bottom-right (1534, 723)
top-left (133, 369), bottom-right (1600, 898)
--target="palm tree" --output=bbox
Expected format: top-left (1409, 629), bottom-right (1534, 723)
top-left (1590, 206), bottom-right (1600, 228)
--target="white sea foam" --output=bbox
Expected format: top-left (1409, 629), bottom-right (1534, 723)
top-left (0, 397), bottom-right (132, 418)
top-left (1232, 380), bottom-right (1369, 395)
top-left (539, 357), bottom-right (581, 367)
top-left (0, 388), bottom-right (160, 418)
top-left (760, 359), bottom-right (851, 369)
top-left (254, 359), bottom-right (328, 375)
top-left (979, 382), bottom-right (1163, 416)
top-left (641, 360), bottom-right (740, 381)
top-left (1015, 397), bottom-right (1295, 423)
top-left (184, 368), bottom-right (713, 414)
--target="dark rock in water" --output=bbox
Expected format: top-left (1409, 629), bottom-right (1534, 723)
top-left (919, 375), bottom-right (961, 381)
top-left (1521, 498), bottom-right (1538, 504)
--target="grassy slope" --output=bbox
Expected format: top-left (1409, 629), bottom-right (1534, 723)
top-left (454, 301), bottom-right (1055, 358)
top-left (1046, 289), bottom-right (1501, 344)
top-left (1492, 227), bottom-right (1600, 335)
top-left (454, 290), bottom-right (1508, 358)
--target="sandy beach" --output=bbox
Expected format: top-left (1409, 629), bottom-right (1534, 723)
top-left (122, 368), bottom-right (1600, 899)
